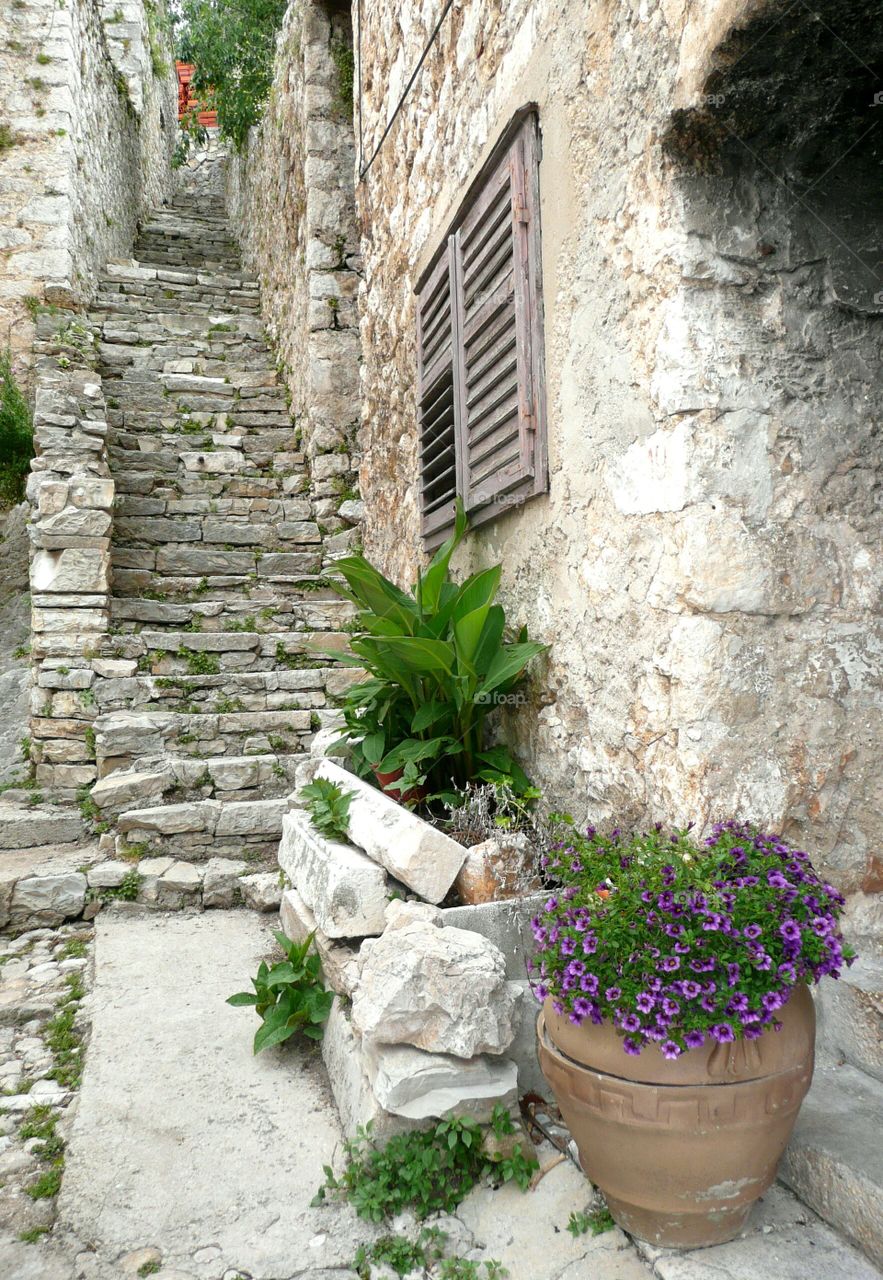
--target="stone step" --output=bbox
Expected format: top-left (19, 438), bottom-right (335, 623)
top-left (107, 627), bottom-right (341, 667)
top-left (816, 953), bottom-right (883, 1082)
top-left (109, 594), bottom-right (350, 628)
top-left (114, 795), bottom-right (289, 860)
top-left (87, 311), bottom-right (267, 341)
top-left (780, 1059), bottom-right (883, 1268)
top-left (0, 841), bottom-right (102, 929)
top-left (91, 664), bottom-right (351, 716)
top-left (0, 803), bottom-right (85, 851)
top-left (91, 706), bottom-right (318, 764)
top-left (89, 751), bottom-right (305, 814)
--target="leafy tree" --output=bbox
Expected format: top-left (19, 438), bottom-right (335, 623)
top-left (177, 0), bottom-right (288, 148)
top-left (0, 350), bottom-right (33, 507)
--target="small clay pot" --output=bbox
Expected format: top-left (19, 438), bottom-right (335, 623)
top-left (538, 984), bottom-right (815, 1248)
top-left (372, 766), bottom-right (427, 807)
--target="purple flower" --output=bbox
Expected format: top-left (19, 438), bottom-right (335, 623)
top-left (680, 980), bottom-right (701, 999)
top-left (605, 986), bottom-right (622, 1002)
top-left (661, 997), bottom-right (681, 1018)
top-left (533, 984), bottom-right (548, 1002)
top-left (743, 924), bottom-right (762, 940)
top-left (636, 992), bottom-right (655, 1013)
top-left (659, 956), bottom-right (680, 972)
top-left (684, 1029), bottom-right (705, 1049)
top-left (761, 990), bottom-right (783, 1012)
top-left (779, 920), bottom-right (801, 944)
top-left (582, 935), bottom-right (598, 955)
top-left (560, 936), bottom-right (577, 957)
top-left (726, 963), bottom-right (741, 987)
top-left (621, 1013), bottom-right (642, 1033)
top-left (710, 1023), bottom-right (735, 1043)
top-left (661, 1040), bottom-right (681, 1060)
top-left (623, 1037), bottom-right (641, 1056)
top-left (778, 962), bottom-right (797, 984)
top-left (743, 1023), bottom-right (764, 1039)
top-left (811, 916), bottom-right (832, 937)
top-left (544, 897), bottom-right (558, 913)
top-left (580, 973), bottom-right (599, 996)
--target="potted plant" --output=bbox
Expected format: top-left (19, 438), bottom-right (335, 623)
top-left (323, 500), bottom-right (547, 807)
top-left (531, 819), bottom-right (854, 1248)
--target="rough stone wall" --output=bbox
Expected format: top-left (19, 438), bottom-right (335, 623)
top-left (353, 0), bottom-right (883, 916)
top-left (225, 0), bottom-right (361, 539)
top-left (0, 0), bottom-right (176, 381)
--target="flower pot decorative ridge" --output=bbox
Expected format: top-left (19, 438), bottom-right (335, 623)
top-left (538, 983), bottom-right (815, 1248)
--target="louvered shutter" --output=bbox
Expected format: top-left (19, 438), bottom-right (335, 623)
top-left (416, 242), bottom-right (460, 549)
top-left (451, 113), bottom-right (547, 521)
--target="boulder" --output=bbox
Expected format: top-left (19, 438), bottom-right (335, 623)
top-left (453, 835), bottom-right (540, 905)
top-left (352, 918), bottom-right (522, 1058)
top-left (278, 809), bottom-right (388, 938)
top-left (315, 760), bottom-right (467, 903)
top-left (365, 1043), bottom-right (518, 1120)
top-left (10, 872), bottom-right (86, 926)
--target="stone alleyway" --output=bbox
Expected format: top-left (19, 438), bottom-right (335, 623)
top-left (0, 187), bottom-right (880, 1280)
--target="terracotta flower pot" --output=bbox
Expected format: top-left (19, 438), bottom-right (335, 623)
top-left (372, 766), bottom-right (427, 807)
top-left (537, 983), bottom-right (815, 1248)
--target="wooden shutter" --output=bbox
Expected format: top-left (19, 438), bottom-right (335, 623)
top-left (416, 243), bottom-right (460, 549)
top-left (452, 112), bottom-right (547, 522)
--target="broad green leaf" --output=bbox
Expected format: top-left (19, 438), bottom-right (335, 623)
top-left (477, 641), bottom-right (547, 698)
top-left (377, 635), bottom-right (455, 674)
top-left (226, 991), bottom-right (259, 1006)
top-left (410, 700), bottom-right (449, 733)
top-left (453, 604), bottom-right (491, 671)
top-left (254, 1018), bottom-right (299, 1054)
top-left (451, 565), bottom-right (501, 622)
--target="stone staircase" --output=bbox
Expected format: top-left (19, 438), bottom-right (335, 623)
top-left (83, 192), bottom-right (358, 864)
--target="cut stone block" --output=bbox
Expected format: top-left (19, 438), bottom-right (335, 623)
top-left (214, 799), bottom-right (287, 837)
top-left (315, 760), bottom-right (466, 903)
top-left (240, 872), bottom-right (282, 912)
top-left (278, 809), bottom-right (388, 938)
top-left (453, 836), bottom-right (541, 905)
top-left (86, 860), bottom-right (131, 889)
top-left (91, 768), bottom-right (171, 812)
top-left (365, 1043), bottom-right (518, 1120)
top-left (202, 857), bottom-right (248, 909)
top-left (279, 888), bottom-right (360, 996)
top-left (440, 894), bottom-right (546, 979)
top-left (352, 917), bottom-right (522, 1058)
top-left (320, 997), bottom-right (417, 1141)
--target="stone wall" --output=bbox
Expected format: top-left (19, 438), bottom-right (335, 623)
top-left (224, 0), bottom-right (361, 542)
top-left (0, 0), bottom-right (176, 382)
top-left (352, 0), bottom-right (883, 919)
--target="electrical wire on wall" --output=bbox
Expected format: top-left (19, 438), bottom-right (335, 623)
top-left (357, 0), bottom-right (456, 181)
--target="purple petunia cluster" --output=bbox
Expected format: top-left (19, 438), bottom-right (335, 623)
top-left (527, 819), bottom-right (854, 1058)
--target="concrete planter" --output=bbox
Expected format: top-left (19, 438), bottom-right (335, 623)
top-left (538, 983), bottom-right (816, 1248)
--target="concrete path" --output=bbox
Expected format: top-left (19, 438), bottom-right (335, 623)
top-left (58, 911), bottom-right (372, 1279)
top-left (3, 908), bottom-right (873, 1280)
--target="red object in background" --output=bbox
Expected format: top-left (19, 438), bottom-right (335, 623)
top-left (176, 62), bottom-right (218, 127)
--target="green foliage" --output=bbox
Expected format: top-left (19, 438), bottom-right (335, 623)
top-left (59, 937), bottom-right (87, 960)
top-left (299, 777), bottom-right (353, 842)
top-left (330, 35), bottom-right (354, 110)
top-left (172, 107), bottom-right (208, 168)
top-left (26, 1163), bottom-right (63, 1199)
top-left (46, 972), bottom-right (86, 1088)
top-left (0, 123), bottom-right (22, 152)
top-left (178, 646), bottom-right (220, 675)
top-left (227, 930), bottom-right (333, 1054)
top-left (314, 1106), bottom-right (537, 1222)
top-left (19, 1226), bottom-right (49, 1243)
top-left (0, 349), bottom-right (33, 506)
top-left (353, 1227), bottom-right (505, 1279)
top-left (177, 0), bottom-right (288, 148)
top-left (138, 1262), bottom-right (162, 1278)
top-left (324, 500), bottom-right (546, 805)
top-left (566, 1206), bottom-right (615, 1237)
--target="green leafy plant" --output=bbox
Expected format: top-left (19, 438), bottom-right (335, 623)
top-left (227, 930), bottom-right (333, 1053)
top-left (0, 349), bottom-right (33, 506)
top-left (299, 777), bottom-right (354, 842)
top-left (314, 1105), bottom-right (536, 1222)
top-left (323, 500), bottom-right (546, 805)
top-left (177, 0), bottom-right (287, 148)
top-left (566, 1206), bottom-right (614, 1236)
top-left (353, 1228), bottom-right (445, 1278)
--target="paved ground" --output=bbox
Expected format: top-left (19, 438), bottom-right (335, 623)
top-left (1, 909), bottom-right (880, 1280)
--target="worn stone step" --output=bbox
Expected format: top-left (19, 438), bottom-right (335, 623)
top-left (92, 707), bottom-right (316, 763)
top-left (0, 841), bottom-right (102, 929)
top-left (0, 803), bottom-right (85, 851)
top-left (109, 594), bottom-right (347, 627)
top-left (90, 751), bottom-right (305, 813)
top-left (115, 796), bottom-right (289, 860)
top-left (780, 1060), bottom-right (883, 1268)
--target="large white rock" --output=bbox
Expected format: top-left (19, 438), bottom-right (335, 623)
top-left (352, 918), bottom-right (522, 1058)
top-left (320, 996), bottom-right (416, 1140)
top-left (279, 888), bottom-right (360, 996)
top-left (202, 857), bottom-right (248, 909)
top-left (10, 872), bottom-right (86, 925)
top-left (278, 809), bottom-right (388, 938)
top-left (365, 1043), bottom-right (518, 1120)
top-left (315, 760), bottom-right (467, 903)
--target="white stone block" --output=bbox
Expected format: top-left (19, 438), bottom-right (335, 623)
top-left (315, 760), bottom-right (467, 903)
top-left (278, 809), bottom-right (388, 938)
top-left (366, 1043), bottom-right (518, 1120)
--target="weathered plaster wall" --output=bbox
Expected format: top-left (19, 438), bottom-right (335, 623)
top-left (353, 0), bottom-right (883, 908)
top-left (225, 0), bottom-right (361, 538)
top-left (0, 0), bottom-right (176, 381)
